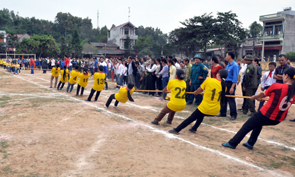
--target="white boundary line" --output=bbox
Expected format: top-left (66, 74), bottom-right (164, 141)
top-left (10, 73), bottom-right (283, 176)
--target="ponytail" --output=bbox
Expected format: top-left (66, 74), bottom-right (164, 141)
top-left (63, 66), bottom-right (67, 80)
top-left (284, 68), bottom-right (295, 102)
top-left (127, 83), bottom-right (134, 102)
top-left (218, 69), bottom-right (228, 106)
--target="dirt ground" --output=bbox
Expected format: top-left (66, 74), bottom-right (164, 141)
top-left (0, 68), bottom-right (294, 177)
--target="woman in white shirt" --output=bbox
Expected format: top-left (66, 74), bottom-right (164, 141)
top-left (146, 59), bottom-right (157, 96)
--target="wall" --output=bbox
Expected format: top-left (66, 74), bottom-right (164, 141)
top-left (260, 61), bottom-right (295, 70)
top-left (108, 28), bottom-right (121, 48)
top-left (282, 14), bottom-right (295, 54)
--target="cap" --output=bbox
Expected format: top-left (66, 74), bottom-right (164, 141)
top-left (244, 55), bottom-right (253, 61)
top-left (193, 54), bottom-right (202, 59)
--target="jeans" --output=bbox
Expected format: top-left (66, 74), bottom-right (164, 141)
top-left (66, 83), bottom-right (74, 93)
top-left (154, 106), bottom-right (175, 123)
top-left (117, 74), bottom-right (123, 88)
top-left (174, 108), bottom-right (207, 132)
top-left (162, 77), bottom-right (169, 99)
top-left (31, 65), bottom-right (34, 74)
top-left (76, 84), bottom-right (85, 95)
top-left (15, 68), bottom-right (20, 74)
top-left (69, 66), bottom-right (72, 73)
top-left (105, 94), bottom-right (119, 107)
top-left (128, 74), bottom-right (135, 85)
top-left (228, 111), bottom-right (280, 147)
top-left (87, 88), bottom-right (101, 101)
top-left (188, 83), bottom-right (201, 105)
top-left (220, 81), bottom-right (237, 117)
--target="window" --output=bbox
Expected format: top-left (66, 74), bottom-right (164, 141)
top-left (275, 25), bottom-right (282, 35)
top-left (124, 28), bottom-right (129, 35)
top-left (264, 26), bottom-right (273, 36)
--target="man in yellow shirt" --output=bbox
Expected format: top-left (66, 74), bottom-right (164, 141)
top-left (151, 70), bottom-right (186, 125)
top-left (66, 65), bottom-right (80, 93)
top-left (105, 83), bottom-right (135, 108)
top-left (85, 66), bottom-right (106, 101)
top-left (169, 69), bottom-right (228, 134)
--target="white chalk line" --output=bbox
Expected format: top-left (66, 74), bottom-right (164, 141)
top-left (59, 109), bottom-right (84, 122)
top-left (125, 102), bottom-right (295, 152)
top-left (11, 73), bottom-right (283, 176)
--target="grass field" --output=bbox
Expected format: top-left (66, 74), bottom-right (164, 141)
top-left (0, 69), bottom-right (295, 177)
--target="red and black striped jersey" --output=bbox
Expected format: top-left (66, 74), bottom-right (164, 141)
top-left (260, 83), bottom-right (295, 122)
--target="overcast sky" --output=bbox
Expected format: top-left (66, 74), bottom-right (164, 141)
top-left (3, 0), bottom-right (295, 34)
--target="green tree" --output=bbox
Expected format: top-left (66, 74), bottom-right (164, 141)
top-left (82, 43), bottom-right (99, 57)
top-left (71, 28), bottom-right (82, 58)
top-left (286, 52), bottom-right (295, 62)
top-left (248, 21), bottom-right (263, 57)
top-left (124, 36), bottom-right (132, 57)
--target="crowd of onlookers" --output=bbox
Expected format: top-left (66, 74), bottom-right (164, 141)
top-left (1, 53), bottom-right (295, 122)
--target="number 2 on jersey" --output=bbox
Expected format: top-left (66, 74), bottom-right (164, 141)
top-left (175, 87), bottom-right (185, 99)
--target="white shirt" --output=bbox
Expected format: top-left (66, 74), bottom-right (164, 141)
top-left (123, 66), bottom-right (127, 76)
top-left (116, 64), bottom-right (125, 75)
top-left (175, 63), bottom-right (181, 70)
top-left (69, 59), bottom-right (72, 66)
top-left (240, 63), bottom-right (247, 83)
top-left (147, 64), bottom-right (157, 73)
top-left (51, 59), bottom-right (55, 66)
top-left (155, 64), bottom-right (161, 75)
top-left (261, 70), bottom-right (276, 89)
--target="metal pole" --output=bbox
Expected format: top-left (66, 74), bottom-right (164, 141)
top-left (261, 31), bottom-right (265, 60)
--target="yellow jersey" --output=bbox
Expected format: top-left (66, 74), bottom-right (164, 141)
top-left (0, 60), bottom-right (2, 64)
top-left (69, 70), bottom-right (80, 84)
top-left (51, 67), bottom-right (60, 77)
top-left (166, 79), bottom-right (187, 112)
top-left (78, 73), bottom-right (91, 87)
top-left (198, 78), bottom-right (223, 115)
top-left (15, 64), bottom-right (20, 68)
top-left (92, 72), bottom-right (106, 91)
top-left (115, 87), bottom-right (135, 103)
top-left (60, 69), bottom-right (69, 83)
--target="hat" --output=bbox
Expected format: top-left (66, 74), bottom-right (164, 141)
top-left (193, 54), bottom-right (202, 59)
top-left (244, 55), bottom-right (253, 61)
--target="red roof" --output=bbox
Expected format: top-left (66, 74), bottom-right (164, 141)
top-left (5, 33), bottom-right (29, 38)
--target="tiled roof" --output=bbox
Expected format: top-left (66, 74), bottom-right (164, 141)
top-left (110, 22), bottom-right (136, 30)
top-left (90, 42), bottom-right (118, 47)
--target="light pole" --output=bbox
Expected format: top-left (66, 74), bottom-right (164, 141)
top-left (13, 48), bottom-right (15, 59)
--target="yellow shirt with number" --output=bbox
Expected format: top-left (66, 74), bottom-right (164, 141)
top-left (15, 64), bottom-right (20, 68)
top-left (51, 67), bottom-right (60, 77)
top-left (0, 60), bottom-right (2, 64)
top-left (115, 87), bottom-right (135, 103)
top-left (78, 73), bottom-right (91, 87)
top-left (167, 79), bottom-right (186, 112)
top-left (198, 78), bottom-right (223, 115)
top-left (92, 72), bottom-right (106, 91)
top-left (69, 70), bottom-right (80, 84)
top-left (60, 69), bottom-right (69, 83)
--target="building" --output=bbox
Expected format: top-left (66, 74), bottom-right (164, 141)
top-left (240, 38), bottom-right (262, 57)
top-left (107, 22), bottom-right (138, 50)
top-left (0, 30), bottom-right (6, 43)
top-left (257, 7), bottom-right (295, 60)
top-left (83, 42), bottom-right (124, 58)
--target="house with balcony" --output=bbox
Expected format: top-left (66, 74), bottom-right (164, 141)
top-left (107, 22), bottom-right (138, 50)
top-left (257, 8), bottom-right (295, 60)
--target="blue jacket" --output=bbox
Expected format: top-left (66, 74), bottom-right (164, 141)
top-left (190, 62), bottom-right (208, 84)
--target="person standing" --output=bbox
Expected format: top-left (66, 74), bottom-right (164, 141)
top-left (217, 52), bottom-right (239, 120)
top-left (135, 61), bottom-right (145, 89)
top-left (187, 54), bottom-right (208, 105)
top-left (211, 56), bottom-right (223, 78)
top-left (158, 59), bottom-right (169, 100)
top-left (99, 57), bottom-right (108, 90)
top-left (242, 55), bottom-right (257, 117)
top-left (184, 58), bottom-right (193, 101)
top-left (237, 56), bottom-right (247, 111)
top-left (127, 56), bottom-right (137, 84)
top-left (42, 58), bottom-right (47, 74)
top-left (273, 54), bottom-right (291, 83)
top-left (146, 59), bottom-right (157, 96)
top-left (116, 60), bottom-right (125, 87)
top-left (155, 59), bottom-right (162, 97)
top-left (30, 58), bottom-right (35, 74)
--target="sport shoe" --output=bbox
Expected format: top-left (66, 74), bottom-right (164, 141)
top-left (222, 142), bottom-right (236, 149)
top-left (168, 129), bottom-right (179, 135)
top-left (104, 105), bottom-right (108, 108)
top-left (151, 121), bottom-right (159, 125)
top-left (85, 99), bottom-right (90, 102)
top-left (189, 128), bottom-right (196, 133)
top-left (166, 120), bottom-right (172, 124)
top-left (216, 114), bottom-right (226, 117)
top-left (290, 119), bottom-right (295, 122)
top-left (243, 142), bottom-right (253, 150)
top-left (94, 99), bottom-right (97, 102)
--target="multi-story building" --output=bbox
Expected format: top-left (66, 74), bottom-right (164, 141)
top-left (257, 7), bottom-right (295, 60)
top-left (107, 22), bottom-right (138, 50)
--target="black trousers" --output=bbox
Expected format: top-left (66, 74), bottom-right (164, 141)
top-left (220, 81), bottom-right (237, 117)
top-left (243, 88), bottom-right (256, 113)
top-left (57, 81), bottom-right (65, 90)
top-left (241, 84), bottom-right (246, 109)
top-left (229, 111), bottom-right (280, 147)
top-left (174, 109), bottom-right (207, 132)
top-left (156, 77), bottom-right (162, 96)
top-left (147, 74), bottom-right (156, 96)
top-left (106, 94), bottom-right (119, 107)
top-left (185, 80), bottom-right (191, 102)
top-left (87, 88), bottom-right (101, 101)
top-left (105, 78), bottom-right (108, 90)
top-left (258, 86), bottom-right (270, 111)
top-left (76, 85), bottom-right (85, 95)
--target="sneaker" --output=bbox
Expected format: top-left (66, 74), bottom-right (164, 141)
top-left (166, 120), bottom-right (172, 124)
top-left (222, 142), bottom-right (236, 149)
top-left (290, 119), bottom-right (295, 122)
top-left (243, 142), bottom-right (253, 150)
top-left (85, 99), bottom-right (90, 102)
top-left (189, 128), bottom-right (196, 133)
top-left (229, 116), bottom-right (236, 121)
top-left (248, 113), bottom-right (255, 117)
top-left (94, 99), bottom-right (97, 102)
top-left (114, 105), bottom-right (117, 108)
top-left (168, 129), bottom-right (179, 135)
top-left (104, 105), bottom-right (108, 108)
top-left (216, 114), bottom-right (226, 117)
top-left (151, 121), bottom-right (159, 125)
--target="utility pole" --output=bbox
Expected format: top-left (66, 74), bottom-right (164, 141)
top-left (97, 10), bottom-right (99, 29)
top-left (128, 7), bottom-right (130, 22)
top-left (261, 28), bottom-right (265, 60)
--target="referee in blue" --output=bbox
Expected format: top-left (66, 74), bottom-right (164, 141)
top-left (217, 52), bottom-right (239, 120)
